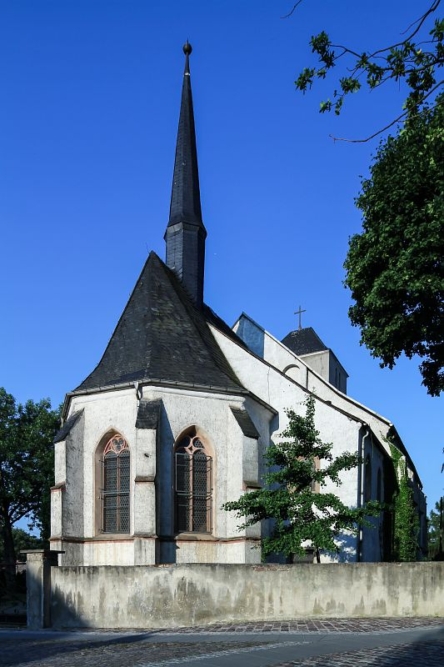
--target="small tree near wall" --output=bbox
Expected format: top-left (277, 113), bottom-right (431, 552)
top-left (223, 396), bottom-right (382, 561)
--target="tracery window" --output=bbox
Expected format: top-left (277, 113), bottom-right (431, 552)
top-left (175, 432), bottom-right (212, 533)
top-left (101, 434), bottom-right (130, 533)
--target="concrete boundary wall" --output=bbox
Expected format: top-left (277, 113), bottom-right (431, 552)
top-left (44, 562), bottom-right (444, 629)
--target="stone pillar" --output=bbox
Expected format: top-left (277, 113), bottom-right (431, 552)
top-left (21, 550), bottom-right (63, 629)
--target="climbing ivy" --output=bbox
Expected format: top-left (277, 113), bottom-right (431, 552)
top-left (390, 445), bottom-right (419, 561)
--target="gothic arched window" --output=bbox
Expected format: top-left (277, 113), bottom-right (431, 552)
top-left (175, 432), bottom-right (212, 533)
top-left (101, 434), bottom-right (130, 533)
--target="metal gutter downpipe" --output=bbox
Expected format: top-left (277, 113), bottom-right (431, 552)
top-left (357, 426), bottom-right (371, 562)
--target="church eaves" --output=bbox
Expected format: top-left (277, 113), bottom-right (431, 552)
top-left (75, 252), bottom-right (245, 395)
top-left (165, 42), bottom-right (206, 308)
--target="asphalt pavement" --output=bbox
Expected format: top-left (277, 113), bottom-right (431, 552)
top-left (0, 618), bottom-right (443, 667)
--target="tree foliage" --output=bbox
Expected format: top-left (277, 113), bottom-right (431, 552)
top-left (0, 528), bottom-right (45, 564)
top-left (344, 99), bottom-right (444, 396)
top-left (428, 496), bottom-right (444, 559)
top-left (389, 445), bottom-right (420, 561)
top-left (429, 500), bottom-right (444, 558)
top-left (291, 2), bottom-right (444, 393)
top-left (223, 396), bottom-right (381, 560)
top-left (294, 1), bottom-right (444, 137)
top-left (0, 388), bottom-right (60, 585)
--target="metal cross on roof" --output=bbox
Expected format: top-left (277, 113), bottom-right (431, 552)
top-left (294, 305), bottom-right (306, 330)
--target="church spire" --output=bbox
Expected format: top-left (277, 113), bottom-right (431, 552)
top-left (165, 41), bottom-right (207, 308)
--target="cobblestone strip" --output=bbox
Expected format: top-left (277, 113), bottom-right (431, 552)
top-left (136, 641), bottom-right (310, 667)
top-left (274, 637), bottom-right (444, 667)
top-left (155, 617), bottom-right (444, 634)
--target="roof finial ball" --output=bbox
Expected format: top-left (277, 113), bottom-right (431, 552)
top-left (183, 41), bottom-right (192, 56)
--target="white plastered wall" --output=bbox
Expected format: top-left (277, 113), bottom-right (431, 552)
top-left (52, 387), bottom-right (157, 566)
top-left (211, 324), bottom-right (399, 562)
top-left (53, 382), bottom-right (274, 566)
top-left (143, 385), bottom-right (272, 564)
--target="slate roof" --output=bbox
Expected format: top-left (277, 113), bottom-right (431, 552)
top-left (75, 252), bottom-right (246, 394)
top-left (281, 327), bottom-right (328, 356)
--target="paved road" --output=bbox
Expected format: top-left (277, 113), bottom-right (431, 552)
top-left (0, 618), bottom-right (443, 667)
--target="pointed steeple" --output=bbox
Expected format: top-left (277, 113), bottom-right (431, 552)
top-left (165, 42), bottom-right (207, 308)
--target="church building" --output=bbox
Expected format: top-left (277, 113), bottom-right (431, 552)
top-left (50, 44), bottom-right (426, 566)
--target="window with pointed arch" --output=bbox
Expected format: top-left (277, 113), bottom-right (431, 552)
top-left (100, 434), bottom-right (130, 533)
top-left (174, 429), bottom-right (212, 533)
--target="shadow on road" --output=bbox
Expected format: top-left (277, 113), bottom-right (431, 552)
top-left (0, 632), bottom-right (270, 667)
top-left (364, 626), bottom-right (444, 667)
top-left (0, 623), bottom-right (443, 667)
top-left (0, 632), bottom-right (159, 667)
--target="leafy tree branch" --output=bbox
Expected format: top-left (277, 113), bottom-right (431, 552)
top-left (294, 1), bottom-right (443, 139)
top-left (329, 81), bottom-right (444, 143)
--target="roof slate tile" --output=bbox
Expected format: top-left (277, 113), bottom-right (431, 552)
top-left (76, 253), bottom-right (245, 395)
top-left (281, 327), bottom-right (328, 356)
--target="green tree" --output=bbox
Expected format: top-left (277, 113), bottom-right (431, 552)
top-left (0, 528), bottom-right (45, 564)
top-left (344, 100), bottom-right (444, 396)
top-left (294, 1), bottom-right (443, 135)
top-left (223, 396), bottom-right (381, 561)
top-left (292, 2), bottom-right (444, 394)
top-left (428, 496), bottom-right (444, 559)
top-left (0, 388), bottom-right (60, 588)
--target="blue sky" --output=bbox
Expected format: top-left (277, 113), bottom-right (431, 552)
top-left (1, 1), bottom-right (442, 510)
